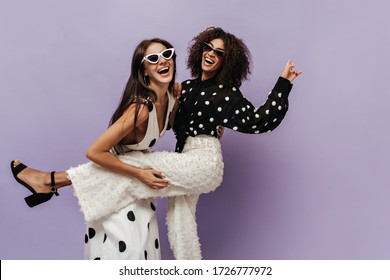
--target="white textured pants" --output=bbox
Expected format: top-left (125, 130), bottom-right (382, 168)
top-left (68, 135), bottom-right (224, 259)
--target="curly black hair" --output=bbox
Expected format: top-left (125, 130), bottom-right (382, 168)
top-left (187, 27), bottom-right (251, 87)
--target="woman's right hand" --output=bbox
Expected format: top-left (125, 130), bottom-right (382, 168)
top-left (136, 168), bottom-right (170, 189)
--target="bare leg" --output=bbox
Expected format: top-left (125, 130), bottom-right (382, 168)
top-left (12, 160), bottom-right (71, 193)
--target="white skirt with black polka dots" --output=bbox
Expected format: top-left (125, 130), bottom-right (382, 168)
top-left (68, 135), bottom-right (224, 259)
top-left (84, 198), bottom-right (160, 260)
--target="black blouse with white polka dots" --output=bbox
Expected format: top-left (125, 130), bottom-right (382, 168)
top-left (173, 76), bottom-right (293, 152)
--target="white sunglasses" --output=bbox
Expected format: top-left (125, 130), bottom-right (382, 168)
top-left (141, 48), bottom-right (175, 64)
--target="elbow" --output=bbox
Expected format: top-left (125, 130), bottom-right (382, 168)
top-left (85, 148), bottom-right (97, 162)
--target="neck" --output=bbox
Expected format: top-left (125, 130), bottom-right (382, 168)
top-left (150, 83), bottom-right (169, 102)
top-left (201, 72), bottom-right (216, 81)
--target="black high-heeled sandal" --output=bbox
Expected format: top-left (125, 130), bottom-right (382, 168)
top-left (10, 161), bottom-right (59, 207)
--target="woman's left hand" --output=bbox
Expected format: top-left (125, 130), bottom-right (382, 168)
top-left (281, 59), bottom-right (303, 82)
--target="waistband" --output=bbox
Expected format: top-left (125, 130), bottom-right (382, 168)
top-left (182, 135), bottom-right (221, 153)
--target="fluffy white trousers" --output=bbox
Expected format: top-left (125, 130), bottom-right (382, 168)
top-left (67, 135), bottom-right (224, 260)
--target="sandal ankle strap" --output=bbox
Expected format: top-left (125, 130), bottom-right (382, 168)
top-left (50, 171), bottom-right (59, 196)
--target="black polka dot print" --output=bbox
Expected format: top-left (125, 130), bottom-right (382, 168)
top-left (155, 238), bottom-right (159, 249)
top-left (119, 241), bottom-right (126, 253)
top-left (149, 139), bottom-right (156, 147)
top-left (94, 257), bottom-right (101, 260)
top-left (150, 202), bottom-right (156, 211)
top-left (88, 227), bottom-right (96, 239)
top-left (173, 77), bottom-right (292, 152)
top-left (127, 211), bottom-right (136, 221)
top-left (84, 234), bottom-right (88, 244)
top-left (144, 250), bottom-right (148, 260)
top-left (147, 222), bottom-right (150, 230)
top-left (103, 233), bottom-right (107, 243)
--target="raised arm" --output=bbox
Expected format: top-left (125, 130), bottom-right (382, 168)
top-left (220, 60), bottom-right (302, 134)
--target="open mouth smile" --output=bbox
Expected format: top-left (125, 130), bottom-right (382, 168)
top-left (157, 67), bottom-right (170, 74)
top-left (204, 57), bottom-right (215, 65)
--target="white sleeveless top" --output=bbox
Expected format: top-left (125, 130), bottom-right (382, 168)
top-left (124, 91), bottom-right (175, 151)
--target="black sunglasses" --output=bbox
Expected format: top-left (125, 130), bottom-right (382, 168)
top-left (203, 42), bottom-right (225, 58)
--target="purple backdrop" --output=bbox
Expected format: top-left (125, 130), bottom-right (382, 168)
top-left (1, 0), bottom-right (389, 260)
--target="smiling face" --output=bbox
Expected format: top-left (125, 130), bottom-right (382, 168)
top-left (143, 42), bottom-right (175, 92)
top-left (201, 38), bottom-right (225, 81)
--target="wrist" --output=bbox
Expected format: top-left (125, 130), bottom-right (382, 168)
top-left (132, 167), bottom-right (142, 179)
top-left (274, 77), bottom-right (293, 95)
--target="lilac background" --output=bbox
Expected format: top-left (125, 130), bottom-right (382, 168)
top-left (1, 0), bottom-right (389, 260)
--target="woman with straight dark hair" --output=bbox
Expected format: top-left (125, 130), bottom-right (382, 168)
top-left (11, 38), bottom-right (177, 260)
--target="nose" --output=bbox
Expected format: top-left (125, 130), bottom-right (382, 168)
top-left (159, 56), bottom-right (168, 65)
top-left (206, 49), bottom-right (216, 58)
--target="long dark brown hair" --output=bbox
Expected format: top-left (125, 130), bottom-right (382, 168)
top-left (109, 38), bottom-right (176, 153)
top-left (187, 27), bottom-right (251, 87)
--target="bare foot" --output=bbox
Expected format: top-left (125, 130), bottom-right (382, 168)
top-left (12, 160), bottom-right (52, 194)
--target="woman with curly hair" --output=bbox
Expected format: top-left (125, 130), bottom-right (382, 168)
top-left (10, 27), bottom-right (301, 260)
top-left (173, 27), bottom-right (301, 153)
